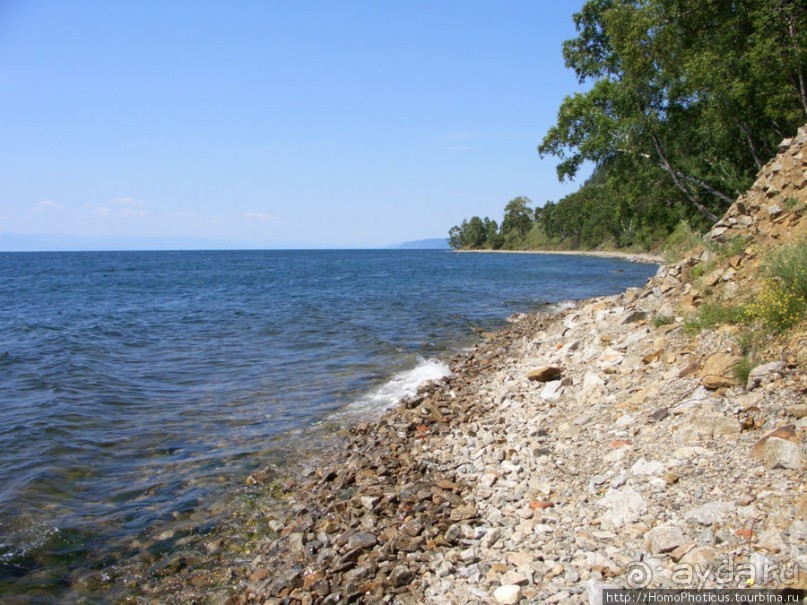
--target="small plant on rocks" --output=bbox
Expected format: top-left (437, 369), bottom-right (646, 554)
top-left (653, 314), bottom-right (674, 327)
top-left (745, 236), bottom-right (807, 331)
top-left (684, 302), bottom-right (745, 334)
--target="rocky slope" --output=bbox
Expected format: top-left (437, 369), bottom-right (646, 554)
top-left (198, 128), bottom-right (807, 605)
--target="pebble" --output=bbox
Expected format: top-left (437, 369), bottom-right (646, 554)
top-left (494, 584), bottom-right (523, 604)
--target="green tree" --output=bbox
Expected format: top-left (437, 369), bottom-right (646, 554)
top-left (464, 216), bottom-right (488, 248)
top-left (448, 224), bottom-right (464, 250)
top-left (483, 217), bottom-right (504, 249)
top-left (539, 0), bottom-right (807, 225)
top-left (501, 197), bottom-right (534, 247)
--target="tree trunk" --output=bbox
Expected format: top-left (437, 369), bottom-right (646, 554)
top-left (740, 122), bottom-right (764, 170)
top-left (651, 135), bottom-right (721, 223)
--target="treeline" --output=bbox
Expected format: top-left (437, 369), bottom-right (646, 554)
top-left (450, 0), bottom-right (807, 251)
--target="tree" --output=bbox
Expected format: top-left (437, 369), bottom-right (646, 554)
top-left (539, 0), bottom-right (807, 225)
top-left (501, 197), bottom-right (534, 246)
top-left (484, 217), bottom-right (504, 249)
top-left (448, 225), bottom-right (464, 250)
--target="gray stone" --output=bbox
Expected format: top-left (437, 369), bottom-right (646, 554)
top-left (631, 458), bottom-right (666, 477)
top-left (598, 486), bottom-right (647, 528)
top-left (493, 584), bottom-right (522, 604)
top-left (763, 437), bottom-right (803, 470)
top-left (747, 361), bottom-right (785, 390)
top-left (540, 380), bottom-right (564, 402)
top-left (623, 310), bottom-right (648, 324)
top-left (389, 565), bottom-right (415, 587)
top-left (684, 501), bottom-right (735, 526)
top-left (756, 529), bottom-right (786, 553)
top-left (346, 531), bottom-right (377, 551)
top-left (644, 524), bottom-right (686, 554)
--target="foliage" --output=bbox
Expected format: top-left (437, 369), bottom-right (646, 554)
top-left (501, 197), bottom-right (534, 247)
top-left (766, 235), bottom-right (807, 300)
top-left (744, 236), bottom-right (807, 330)
top-left (744, 279), bottom-right (805, 331)
top-left (449, 1), bottom-right (806, 253)
top-left (733, 356), bottom-right (754, 385)
top-left (683, 302), bottom-right (745, 334)
top-left (540, 0), bottom-right (806, 225)
top-left (653, 314), bottom-right (674, 327)
top-left (448, 215), bottom-right (503, 250)
top-left (662, 221), bottom-right (702, 262)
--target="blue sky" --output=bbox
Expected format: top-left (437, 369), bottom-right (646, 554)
top-left (0, 1), bottom-right (588, 249)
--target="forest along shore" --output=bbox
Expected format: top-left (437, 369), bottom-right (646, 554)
top-left (208, 128), bottom-right (806, 605)
top-left (455, 249), bottom-right (664, 265)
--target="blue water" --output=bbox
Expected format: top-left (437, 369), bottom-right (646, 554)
top-left (0, 249), bottom-right (657, 597)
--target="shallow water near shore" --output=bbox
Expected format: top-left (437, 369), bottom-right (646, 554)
top-left (0, 249), bottom-right (657, 600)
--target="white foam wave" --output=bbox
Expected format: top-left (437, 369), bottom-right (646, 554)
top-left (339, 357), bottom-right (451, 418)
top-left (544, 299), bottom-right (577, 314)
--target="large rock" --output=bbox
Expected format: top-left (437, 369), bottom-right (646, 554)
top-left (762, 437), bottom-right (803, 470)
top-left (751, 425), bottom-right (799, 459)
top-left (644, 524), bottom-right (686, 554)
top-left (494, 585), bottom-right (522, 604)
top-left (700, 353), bottom-right (742, 389)
top-left (684, 501), bottom-right (735, 526)
top-left (527, 366), bottom-right (563, 382)
top-left (746, 361), bottom-right (785, 390)
top-left (598, 486), bottom-right (647, 528)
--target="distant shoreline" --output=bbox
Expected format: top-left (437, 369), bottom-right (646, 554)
top-left (454, 248), bottom-right (664, 264)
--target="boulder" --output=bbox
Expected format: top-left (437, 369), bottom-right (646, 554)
top-left (684, 501), bottom-right (735, 526)
top-left (644, 524), bottom-right (686, 554)
top-left (527, 366), bottom-right (563, 382)
top-left (700, 353), bottom-right (742, 389)
top-left (598, 486), bottom-right (647, 528)
top-left (750, 425), bottom-right (799, 459)
top-left (746, 361), bottom-right (785, 390)
top-left (494, 585), bottom-right (522, 604)
top-left (762, 437), bottom-right (803, 470)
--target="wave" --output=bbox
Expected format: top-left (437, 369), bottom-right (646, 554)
top-left (337, 357), bottom-right (451, 419)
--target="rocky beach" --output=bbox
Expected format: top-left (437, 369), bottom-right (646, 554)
top-left (143, 128), bottom-right (806, 605)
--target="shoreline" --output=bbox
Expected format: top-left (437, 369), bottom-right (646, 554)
top-left (138, 125), bottom-right (803, 604)
top-left (209, 270), bottom-right (803, 604)
top-left (454, 248), bottom-right (664, 264)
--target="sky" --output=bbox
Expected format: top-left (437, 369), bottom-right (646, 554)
top-left (0, 1), bottom-right (589, 249)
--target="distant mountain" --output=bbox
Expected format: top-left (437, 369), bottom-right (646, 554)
top-left (390, 238), bottom-right (450, 250)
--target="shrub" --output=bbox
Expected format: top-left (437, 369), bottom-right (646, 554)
top-left (653, 314), bottom-right (674, 327)
top-left (766, 235), bottom-right (807, 300)
top-left (663, 221), bottom-right (702, 263)
top-left (684, 302), bottom-right (745, 334)
top-left (745, 236), bottom-right (807, 331)
top-left (733, 357), bottom-right (754, 385)
top-left (745, 279), bottom-right (805, 331)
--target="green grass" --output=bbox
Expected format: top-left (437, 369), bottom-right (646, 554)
top-left (720, 235), bottom-right (753, 259)
top-left (684, 302), bottom-right (745, 334)
top-left (732, 357), bottom-right (754, 385)
top-left (662, 221), bottom-right (703, 263)
top-left (766, 235), bottom-right (807, 300)
top-left (784, 197), bottom-right (802, 212)
top-left (653, 314), bottom-right (674, 327)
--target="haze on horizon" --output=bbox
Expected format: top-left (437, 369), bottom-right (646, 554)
top-left (0, 1), bottom-right (588, 251)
